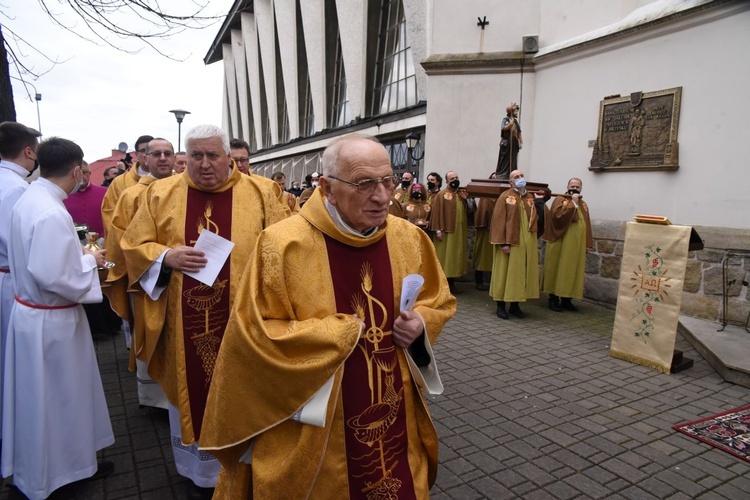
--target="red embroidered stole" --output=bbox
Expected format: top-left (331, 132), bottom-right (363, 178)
top-left (324, 235), bottom-right (416, 500)
top-left (181, 187), bottom-right (233, 439)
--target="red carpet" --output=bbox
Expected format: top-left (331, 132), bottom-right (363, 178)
top-left (674, 404), bottom-right (750, 463)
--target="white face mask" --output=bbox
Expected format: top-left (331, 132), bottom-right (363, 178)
top-left (312, 180), bottom-right (319, 187)
top-left (69, 167), bottom-right (84, 195)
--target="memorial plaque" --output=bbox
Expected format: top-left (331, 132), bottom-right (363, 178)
top-left (590, 87), bottom-right (681, 172)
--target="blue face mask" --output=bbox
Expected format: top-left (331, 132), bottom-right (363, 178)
top-left (514, 178), bottom-right (527, 189)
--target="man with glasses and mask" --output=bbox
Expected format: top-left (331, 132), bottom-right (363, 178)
top-left (489, 169), bottom-right (546, 320)
top-left (392, 170), bottom-right (413, 203)
top-left (201, 133), bottom-right (456, 499)
top-left (0, 121), bottom-right (42, 452)
top-left (3, 137), bottom-right (114, 499)
top-left (105, 138), bottom-right (176, 411)
top-left (121, 125), bottom-right (287, 499)
top-left (429, 170), bottom-right (472, 293)
top-left (63, 161), bottom-right (107, 236)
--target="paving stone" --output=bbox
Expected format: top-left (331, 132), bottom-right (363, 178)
top-left (4, 289), bottom-right (748, 500)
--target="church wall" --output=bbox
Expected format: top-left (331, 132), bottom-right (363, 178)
top-left (529, 6), bottom-right (750, 229)
top-left (423, 71), bottom-right (536, 182)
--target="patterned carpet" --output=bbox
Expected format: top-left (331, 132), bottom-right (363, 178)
top-left (674, 404), bottom-right (750, 463)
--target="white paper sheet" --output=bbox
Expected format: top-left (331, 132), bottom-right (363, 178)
top-left (400, 274), bottom-right (424, 312)
top-left (183, 230), bottom-right (235, 286)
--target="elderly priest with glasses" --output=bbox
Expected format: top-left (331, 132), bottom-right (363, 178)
top-left (201, 133), bottom-right (457, 499)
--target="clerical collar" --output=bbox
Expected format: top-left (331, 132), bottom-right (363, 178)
top-left (0, 159), bottom-right (28, 178)
top-left (324, 199), bottom-right (379, 238)
top-left (137, 166), bottom-right (149, 176)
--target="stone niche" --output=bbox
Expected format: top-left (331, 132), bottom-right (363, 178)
top-left (590, 87), bottom-right (682, 171)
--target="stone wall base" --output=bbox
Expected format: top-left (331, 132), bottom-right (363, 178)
top-left (585, 220), bottom-right (750, 326)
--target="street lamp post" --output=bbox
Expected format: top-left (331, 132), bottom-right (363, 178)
top-left (169, 109), bottom-right (191, 150)
top-left (10, 77), bottom-right (42, 134)
top-left (404, 130), bottom-right (425, 172)
top-left (34, 93), bottom-right (42, 135)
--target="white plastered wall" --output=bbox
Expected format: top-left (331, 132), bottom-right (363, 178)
top-left (424, 71), bottom-right (536, 183)
top-left (529, 7), bottom-right (750, 228)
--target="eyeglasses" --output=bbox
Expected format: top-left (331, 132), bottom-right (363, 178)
top-left (148, 151), bottom-right (174, 158)
top-left (327, 175), bottom-right (399, 194)
top-left (137, 148), bottom-right (147, 153)
top-left (232, 157), bottom-right (250, 165)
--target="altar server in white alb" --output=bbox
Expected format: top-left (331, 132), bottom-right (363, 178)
top-left (1, 137), bottom-right (115, 500)
top-left (0, 122), bottom-right (41, 448)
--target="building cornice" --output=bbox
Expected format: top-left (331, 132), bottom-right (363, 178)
top-left (421, 52), bottom-right (533, 75)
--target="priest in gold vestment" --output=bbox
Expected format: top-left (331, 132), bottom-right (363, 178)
top-left (542, 178), bottom-right (593, 312)
top-left (101, 134), bottom-right (153, 349)
top-left (105, 138), bottom-right (175, 409)
top-left (201, 134), bottom-right (456, 499)
top-left (121, 125), bottom-right (288, 498)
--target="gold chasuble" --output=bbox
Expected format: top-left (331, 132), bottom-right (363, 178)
top-left (121, 167), bottom-right (288, 445)
top-left (104, 175), bottom-right (157, 370)
top-left (201, 190), bottom-right (456, 499)
top-left (101, 165), bottom-right (141, 236)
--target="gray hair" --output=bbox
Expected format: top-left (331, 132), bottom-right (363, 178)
top-left (184, 125), bottom-right (230, 153)
top-left (322, 133), bottom-right (384, 178)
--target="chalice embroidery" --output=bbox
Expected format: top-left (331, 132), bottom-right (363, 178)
top-left (347, 262), bottom-right (405, 498)
top-left (183, 279), bottom-right (227, 385)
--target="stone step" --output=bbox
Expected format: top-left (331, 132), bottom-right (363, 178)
top-left (678, 315), bottom-right (750, 387)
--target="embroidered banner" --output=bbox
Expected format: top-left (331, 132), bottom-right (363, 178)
top-left (611, 221), bottom-right (691, 373)
top-left (181, 187), bottom-right (233, 439)
top-left (324, 235), bottom-right (417, 500)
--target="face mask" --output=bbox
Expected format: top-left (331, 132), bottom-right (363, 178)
top-left (27, 159), bottom-right (39, 178)
top-left (427, 182), bottom-right (436, 191)
top-left (69, 167), bottom-right (84, 195)
top-left (312, 180), bottom-right (319, 187)
top-left (514, 178), bottom-right (527, 189)
top-left (449, 179), bottom-right (460, 190)
top-left (412, 192), bottom-right (423, 200)
top-left (567, 188), bottom-right (581, 195)
top-left (401, 180), bottom-right (411, 189)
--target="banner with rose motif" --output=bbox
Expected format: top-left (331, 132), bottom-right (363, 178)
top-left (610, 221), bottom-right (691, 373)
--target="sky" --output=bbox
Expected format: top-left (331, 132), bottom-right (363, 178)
top-left (6, 0), bottom-right (235, 161)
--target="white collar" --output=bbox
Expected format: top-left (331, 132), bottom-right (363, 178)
top-left (0, 159), bottom-right (29, 178)
top-left (324, 199), bottom-right (379, 238)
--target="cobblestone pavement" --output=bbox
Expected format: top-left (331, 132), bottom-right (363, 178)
top-left (3, 283), bottom-right (750, 498)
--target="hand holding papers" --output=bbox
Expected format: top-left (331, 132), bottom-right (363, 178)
top-left (183, 230), bottom-right (235, 286)
top-left (400, 274), bottom-right (444, 395)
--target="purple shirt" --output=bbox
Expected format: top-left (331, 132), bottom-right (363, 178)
top-left (63, 184), bottom-right (107, 236)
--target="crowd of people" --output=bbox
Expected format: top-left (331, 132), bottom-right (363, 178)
top-left (0, 117), bottom-right (591, 499)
